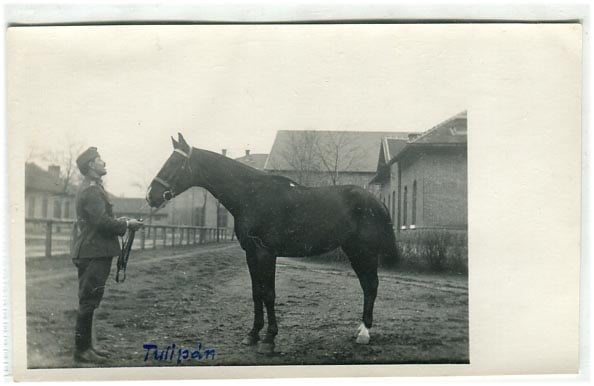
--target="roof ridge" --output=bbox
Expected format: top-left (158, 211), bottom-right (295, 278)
top-left (381, 138), bottom-right (390, 163)
top-left (410, 110), bottom-right (467, 143)
top-left (384, 136), bottom-right (410, 140)
top-left (277, 129), bottom-right (411, 135)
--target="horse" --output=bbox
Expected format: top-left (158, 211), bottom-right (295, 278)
top-left (146, 133), bottom-right (398, 354)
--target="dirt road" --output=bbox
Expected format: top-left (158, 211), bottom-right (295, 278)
top-left (26, 242), bottom-right (468, 368)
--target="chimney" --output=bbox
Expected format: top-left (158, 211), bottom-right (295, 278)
top-left (221, 149), bottom-right (227, 157)
top-left (245, 149), bottom-right (250, 156)
top-left (48, 165), bottom-right (60, 179)
top-left (408, 133), bottom-right (420, 142)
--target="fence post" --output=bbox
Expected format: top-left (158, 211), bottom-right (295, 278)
top-left (152, 226), bottom-right (157, 249)
top-left (45, 220), bottom-right (53, 258)
top-left (162, 227), bottom-right (167, 247)
top-left (171, 228), bottom-right (175, 248)
top-left (140, 227), bottom-right (146, 250)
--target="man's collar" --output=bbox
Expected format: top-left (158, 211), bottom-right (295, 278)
top-left (84, 175), bottom-right (103, 187)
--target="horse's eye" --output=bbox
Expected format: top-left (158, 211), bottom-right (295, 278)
top-left (163, 191), bottom-right (173, 201)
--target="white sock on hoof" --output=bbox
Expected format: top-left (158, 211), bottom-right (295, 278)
top-left (355, 323), bottom-right (370, 344)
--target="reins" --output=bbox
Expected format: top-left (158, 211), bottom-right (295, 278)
top-left (116, 228), bottom-right (136, 283)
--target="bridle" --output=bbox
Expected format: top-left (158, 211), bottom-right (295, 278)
top-left (148, 148), bottom-right (193, 204)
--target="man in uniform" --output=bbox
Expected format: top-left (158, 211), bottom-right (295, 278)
top-left (71, 147), bottom-right (143, 364)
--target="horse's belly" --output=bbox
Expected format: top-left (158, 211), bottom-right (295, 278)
top-left (275, 219), bottom-right (352, 257)
top-left (277, 241), bottom-right (340, 258)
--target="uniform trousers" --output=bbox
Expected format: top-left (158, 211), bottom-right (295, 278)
top-left (72, 256), bottom-right (113, 352)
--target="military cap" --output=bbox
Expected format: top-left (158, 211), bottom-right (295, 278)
top-left (76, 147), bottom-right (100, 174)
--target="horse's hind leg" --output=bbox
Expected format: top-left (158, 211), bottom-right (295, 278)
top-left (242, 251), bottom-right (264, 346)
top-left (354, 264), bottom-right (379, 344)
top-left (342, 242), bottom-right (379, 344)
top-left (257, 250), bottom-right (278, 355)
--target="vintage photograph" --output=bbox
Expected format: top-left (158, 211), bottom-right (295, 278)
top-left (8, 19), bottom-right (582, 379)
top-left (11, 24), bottom-right (469, 369)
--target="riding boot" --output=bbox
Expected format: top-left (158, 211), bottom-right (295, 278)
top-left (74, 311), bottom-right (107, 364)
top-left (90, 312), bottom-right (111, 358)
top-left (74, 312), bottom-right (92, 353)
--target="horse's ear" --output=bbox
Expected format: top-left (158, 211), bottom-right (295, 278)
top-left (171, 136), bottom-right (179, 148)
top-left (178, 133), bottom-right (190, 150)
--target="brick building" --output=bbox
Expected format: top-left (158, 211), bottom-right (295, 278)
top-left (371, 111), bottom-right (467, 231)
top-left (25, 163), bottom-right (75, 220)
top-left (165, 187), bottom-right (219, 227)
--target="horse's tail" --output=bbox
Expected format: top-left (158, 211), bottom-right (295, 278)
top-left (374, 199), bottom-right (400, 267)
top-left (349, 187), bottom-right (400, 267)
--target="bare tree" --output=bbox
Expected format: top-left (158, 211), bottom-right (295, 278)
top-left (130, 169), bottom-right (157, 198)
top-left (200, 189), bottom-right (208, 227)
top-left (274, 131), bottom-right (321, 186)
top-left (314, 131), bottom-right (365, 185)
top-left (26, 145), bottom-right (40, 163)
top-left (40, 141), bottom-right (84, 195)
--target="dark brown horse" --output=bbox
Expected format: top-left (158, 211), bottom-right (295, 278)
top-left (146, 134), bottom-right (398, 354)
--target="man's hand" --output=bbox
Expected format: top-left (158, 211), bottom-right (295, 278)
top-left (127, 219), bottom-right (144, 231)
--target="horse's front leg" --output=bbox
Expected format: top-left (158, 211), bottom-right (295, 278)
top-left (241, 251), bottom-right (264, 346)
top-left (257, 250), bottom-right (277, 355)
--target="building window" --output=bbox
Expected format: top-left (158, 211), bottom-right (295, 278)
top-left (27, 196), bottom-right (36, 218)
top-left (42, 197), bottom-right (48, 218)
top-left (412, 180), bottom-right (417, 226)
top-left (64, 200), bottom-right (71, 219)
top-left (53, 199), bottom-right (62, 219)
top-left (403, 186), bottom-right (408, 226)
top-left (217, 204), bottom-right (228, 228)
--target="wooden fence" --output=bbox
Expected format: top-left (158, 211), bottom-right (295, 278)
top-left (25, 218), bottom-right (234, 258)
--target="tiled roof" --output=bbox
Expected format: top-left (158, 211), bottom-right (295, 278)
top-left (264, 130), bottom-right (410, 173)
top-left (385, 138), bottom-right (409, 163)
top-left (370, 138), bottom-right (409, 184)
top-left (394, 111), bottom-right (467, 162)
top-left (409, 111), bottom-right (467, 145)
top-left (235, 153), bottom-right (269, 170)
top-left (25, 163), bottom-right (65, 194)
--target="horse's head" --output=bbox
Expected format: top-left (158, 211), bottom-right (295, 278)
top-left (146, 133), bottom-right (194, 208)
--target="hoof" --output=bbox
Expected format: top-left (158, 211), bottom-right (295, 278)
top-left (354, 322), bottom-right (365, 338)
top-left (355, 322), bottom-right (370, 344)
top-left (356, 334), bottom-right (370, 344)
top-left (241, 335), bottom-right (259, 346)
top-left (256, 342), bottom-right (275, 355)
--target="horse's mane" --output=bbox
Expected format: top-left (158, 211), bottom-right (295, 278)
top-left (197, 148), bottom-right (268, 176)
top-left (267, 174), bottom-right (303, 188)
top-left (197, 148), bottom-right (305, 188)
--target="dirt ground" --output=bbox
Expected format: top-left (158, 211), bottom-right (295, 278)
top-left (25, 242), bottom-right (468, 368)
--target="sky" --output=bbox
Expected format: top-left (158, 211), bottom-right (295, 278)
top-left (8, 24), bottom-right (470, 197)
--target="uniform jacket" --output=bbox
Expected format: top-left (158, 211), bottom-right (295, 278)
top-left (71, 176), bottom-right (127, 259)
